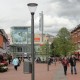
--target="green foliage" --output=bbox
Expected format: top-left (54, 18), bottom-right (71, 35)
top-left (53, 27), bottom-right (76, 56)
top-left (49, 43), bottom-right (54, 56)
top-left (39, 44), bottom-right (47, 55)
top-left (38, 41), bottom-right (50, 56)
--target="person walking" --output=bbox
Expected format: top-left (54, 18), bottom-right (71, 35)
top-left (12, 57), bottom-right (19, 71)
top-left (69, 55), bottom-right (77, 74)
top-left (61, 56), bottom-right (69, 75)
top-left (8, 55), bottom-right (12, 64)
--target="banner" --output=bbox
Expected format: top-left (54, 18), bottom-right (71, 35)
top-left (39, 11), bottom-right (43, 31)
top-left (11, 27), bottom-right (31, 44)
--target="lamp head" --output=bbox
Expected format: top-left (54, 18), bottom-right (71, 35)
top-left (27, 3), bottom-right (38, 14)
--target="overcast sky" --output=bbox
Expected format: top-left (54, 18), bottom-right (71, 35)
top-left (0, 0), bottom-right (80, 36)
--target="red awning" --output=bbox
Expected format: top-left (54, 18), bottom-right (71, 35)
top-left (74, 52), bottom-right (79, 54)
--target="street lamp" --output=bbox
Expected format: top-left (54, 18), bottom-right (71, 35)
top-left (46, 40), bottom-right (49, 71)
top-left (46, 37), bottom-right (52, 71)
top-left (27, 3), bottom-right (38, 80)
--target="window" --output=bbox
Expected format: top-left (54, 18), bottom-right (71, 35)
top-left (17, 47), bottom-right (22, 52)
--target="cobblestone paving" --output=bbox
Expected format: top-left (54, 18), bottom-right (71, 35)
top-left (53, 64), bottom-right (67, 80)
top-left (0, 62), bottom-right (80, 80)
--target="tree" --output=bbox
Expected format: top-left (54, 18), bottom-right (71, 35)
top-left (53, 27), bottom-right (76, 56)
top-left (49, 42), bottom-right (55, 56)
top-left (39, 44), bottom-right (47, 55)
top-left (38, 41), bottom-right (50, 57)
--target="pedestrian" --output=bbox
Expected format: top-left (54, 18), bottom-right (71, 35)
top-left (8, 55), bottom-right (12, 64)
top-left (17, 57), bottom-right (21, 66)
top-left (48, 57), bottom-right (52, 65)
top-left (12, 57), bottom-right (19, 71)
top-left (61, 56), bottom-right (69, 75)
top-left (69, 55), bottom-right (77, 74)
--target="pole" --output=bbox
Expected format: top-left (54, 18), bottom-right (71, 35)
top-left (47, 41), bottom-right (49, 71)
top-left (41, 11), bottom-right (43, 42)
top-left (39, 11), bottom-right (44, 42)
top-left (31, 13), bottom-right (35, 80)
top-left (46, 40), bottom-right (49, 71)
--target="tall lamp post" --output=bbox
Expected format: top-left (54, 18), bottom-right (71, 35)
top-left (46, 40), bottom-right (49, 71)
top-left (27, 3), bottom-right (38, 80)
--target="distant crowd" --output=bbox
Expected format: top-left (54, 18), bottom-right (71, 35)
top-left (0, 54), bottom-right (78, 75)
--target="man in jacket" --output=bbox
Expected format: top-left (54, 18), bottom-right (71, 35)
top-left (12, 57), bottom-right (19, 71)
top-left (69, 55), bottom-right (77, 74)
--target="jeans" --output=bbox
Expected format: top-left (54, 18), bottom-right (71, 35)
top-left (71, 66), bottom-right (77, 74)
top-left (14, 65), bottom-right (18, 71)
top-left (64, 66), bottom-right (67, 75)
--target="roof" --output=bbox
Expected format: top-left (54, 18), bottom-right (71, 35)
top-left (71, 24), bottom-right (80, 33)
top-left (0, 29), bottom-right (8, 41)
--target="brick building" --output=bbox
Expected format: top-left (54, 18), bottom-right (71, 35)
top-left (0, 29), bottom-right (9, 54)
top-left (71, 24), bottom-right (80, 49)
top-left (71, 24), bottom-right (80, 59)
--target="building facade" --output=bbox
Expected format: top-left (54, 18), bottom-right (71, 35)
top-left (71, 24), bottom-right (80, 50)
top-left (0, 29), bottom-right (9, 54)
top-left (9, 26), bottom-right (31, 57)
top-left (9, 26), bottom-right (54, 57)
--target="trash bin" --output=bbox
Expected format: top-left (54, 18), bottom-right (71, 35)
top-left (23, 59), bottom-right (32, 74)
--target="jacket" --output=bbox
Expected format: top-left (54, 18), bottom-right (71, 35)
top-left (12, 58), bottom-right (19, 66)
top-left (69, 57), bottom-right (76, 66)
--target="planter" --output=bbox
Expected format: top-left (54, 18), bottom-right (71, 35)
top-left (0, 66), bottom-right (8, 72)
top-left (0, 63), bottom-right (8, 72)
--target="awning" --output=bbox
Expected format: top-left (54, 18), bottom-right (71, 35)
top-left (74, 52), bottom-right (79, 54)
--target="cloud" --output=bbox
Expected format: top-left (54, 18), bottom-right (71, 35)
top-left (27, 13), bottom-right (78, 36)
top-left (50, 0), bottom-right (80, 18)
top-left (31, 14), bottom-right (77, 36)
top-left (0, 0), bottom-right (80, 36)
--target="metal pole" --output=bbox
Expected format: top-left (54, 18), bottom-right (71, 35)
top-left (47, 49), bottom-right (49, 71)
top-left (41, 11), bottom-right (43, 42)
top-left (39, 11), bottom-right (44, 42)
top-left (31, 13), bottom-right (35, 80)
top-left (47, 40), bottom-right (49, 71)
top-left (46, 40), bottom-right (49, 71)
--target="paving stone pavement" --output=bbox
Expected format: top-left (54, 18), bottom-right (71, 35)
top-left (0, 62), bottom-right (80, 80)
top-left (53, 64), bottom-right (67, 80)
top-left (0, 62), bottom-right (58, 80)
